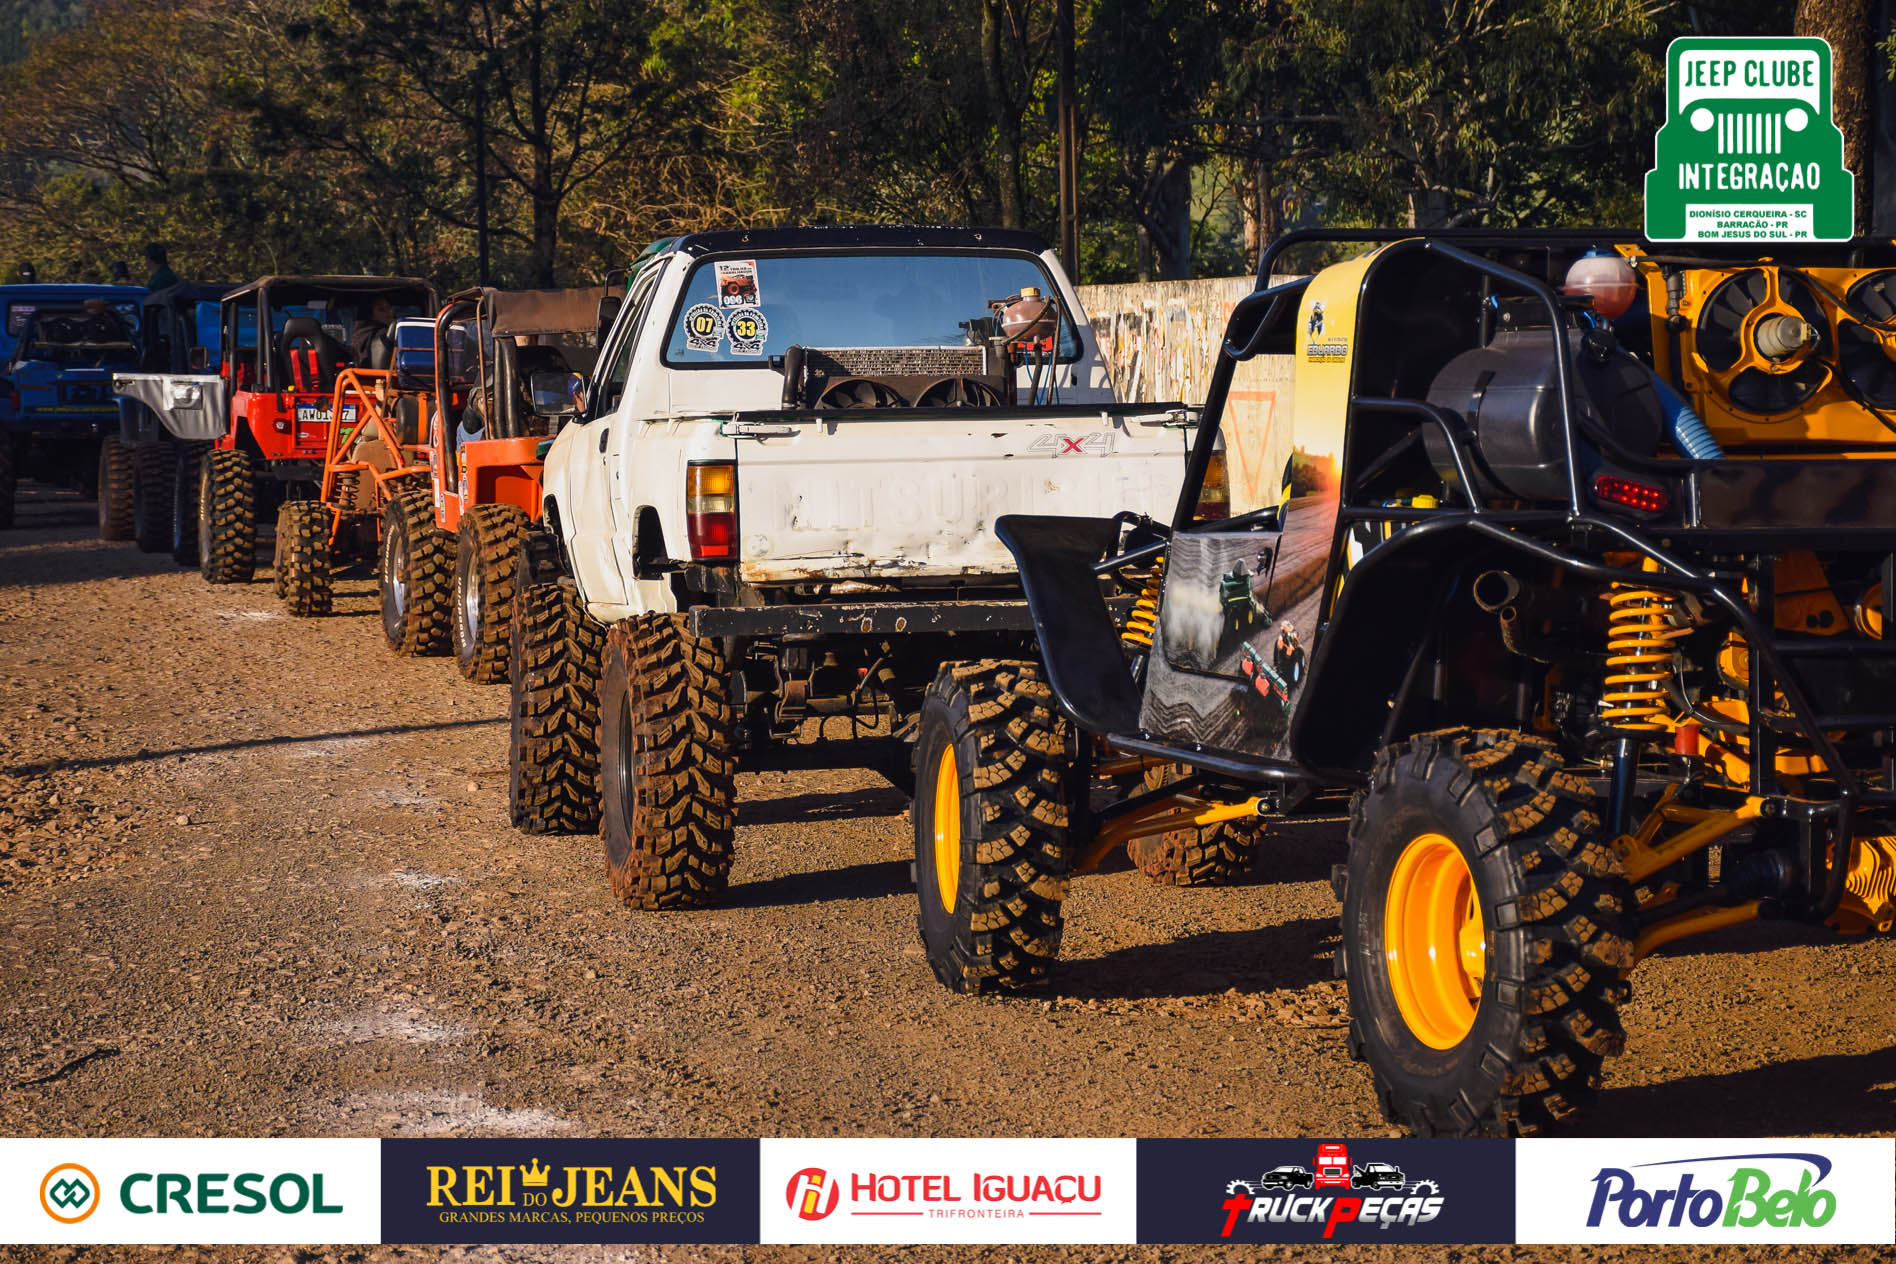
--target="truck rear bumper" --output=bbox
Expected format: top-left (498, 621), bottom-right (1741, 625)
top-left (686, 594), bottom-right (1134, 638)
top-left (686, 600), bottom-right (1037, 638)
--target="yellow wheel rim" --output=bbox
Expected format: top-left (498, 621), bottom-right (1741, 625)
top-left (932, 744), bottom-right (961, 915)
top-left (1383, 832), bottom-right (1485, 1050)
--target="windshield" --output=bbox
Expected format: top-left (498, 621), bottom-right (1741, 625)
top-left (663, 251), bottom-right (1079, 365)
top-left (14, 303), bottom-right (141, 368)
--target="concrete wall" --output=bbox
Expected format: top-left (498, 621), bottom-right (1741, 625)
top-left (1078, 276), bottom-right (1295, 516)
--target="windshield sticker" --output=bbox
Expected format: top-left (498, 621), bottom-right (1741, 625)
top-left (726, 306), bottom-right (768, 356)
top-left (683, 302), bottom-right (726, 353)
top-left (715, 259), bottom-right (760, 308)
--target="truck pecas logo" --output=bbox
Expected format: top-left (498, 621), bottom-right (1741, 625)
top-left (1220, 1143), bottom-right (1443, 1239)
top-left (1588, 1152), bottom-right (1838, 1229)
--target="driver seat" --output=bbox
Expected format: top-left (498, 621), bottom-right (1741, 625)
top-left (280, 317), bottom-right (346, 394)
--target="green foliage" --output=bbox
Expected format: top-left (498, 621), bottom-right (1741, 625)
top-left (0, 0), bottom-right (1807, 288)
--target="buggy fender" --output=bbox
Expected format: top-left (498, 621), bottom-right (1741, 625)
top-left (1290, 519), bottom-right (1506, 780)
top-left (995, 513), bottom-right (1141, 734)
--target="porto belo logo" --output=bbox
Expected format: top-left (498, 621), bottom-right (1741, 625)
top-left (1219, 1143), bottom-right (1445, 1239)
top-left (1589, 1151), bottom-right (1839, 1230)
top-left (40, 1164), bottom-right (100, 1225)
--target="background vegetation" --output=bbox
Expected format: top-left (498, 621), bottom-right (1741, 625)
top-left (0, 0), bottom-right (1848, 288)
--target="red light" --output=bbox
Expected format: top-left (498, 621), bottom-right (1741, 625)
top-left (686, 462), bottom-right (737, 560)
top-left (1592, 473), bottom-right (1669, 513)
top-left (687, 511), bottom-right (736, 559)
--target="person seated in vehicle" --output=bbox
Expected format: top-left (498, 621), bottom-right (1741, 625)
top-left (351, 296), bottom-right (399, 370)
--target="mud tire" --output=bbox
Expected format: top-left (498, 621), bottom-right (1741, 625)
top-left (597, 614), bottom-right (737, 908)
top-left (378, 488), bottom-right (452, 654)
top-left (132, 437), bottom-right (176, 552)
top-left (97, 434), bottom-right (134, 541)
top-left (196, 447), bottom-right (255, 583)
top-left (912, 659), bottom-right (1076, 993)
top-left (273, 500), bottom-right (334, 616)
top-left (1340, 727), bottom-right (1636, 1137)
top-left (507, 578), bottom-right (604, 834)
top-left (452, 503), bottom-right (530, 684)
top-left (1126, 762), bottom-right (1259, 886)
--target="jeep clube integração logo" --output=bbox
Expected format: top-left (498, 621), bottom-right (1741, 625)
top-left (1645, 36), bottom-right (1854, 241)
top-left (1219, 1142), bottom-right (1444, 1240)
top-left (426, 1156), bottom-right (717, 1226)
top-left (1588, 1151), bottom-right (1838, 1230)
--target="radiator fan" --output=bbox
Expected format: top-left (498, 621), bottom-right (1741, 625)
top-left (1838, 269), bottom-right (1896, 409)
top-left (1694, 268), bottom-right (1831, 415)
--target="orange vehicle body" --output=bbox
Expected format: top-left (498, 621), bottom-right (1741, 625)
top-left (427, 285), bottom-right (618, 532)
top-left (315, 365), bottom-right (434, 536)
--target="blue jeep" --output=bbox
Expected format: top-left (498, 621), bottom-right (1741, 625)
top-left (0, 283), bottom-right (146, 531)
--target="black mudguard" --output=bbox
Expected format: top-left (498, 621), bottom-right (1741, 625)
top-left (994, 514), bottom-right (1141, 735)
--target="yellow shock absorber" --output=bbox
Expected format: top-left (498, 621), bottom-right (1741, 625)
top-left (1602, 559), bottom-right (1686, 731)
top-left (1122, 553), bottom-right (1164, 649)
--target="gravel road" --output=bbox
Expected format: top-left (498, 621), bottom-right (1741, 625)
top-left (2, 481), bottom-right (1892, 1264)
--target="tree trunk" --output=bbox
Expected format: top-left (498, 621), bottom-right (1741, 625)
top-left (1794, 0), bottom-right (1873, 234)
top-left (1149, 159), bottom-right (1192, 280)
top-left (981, 0), bottom-right (1023, 229)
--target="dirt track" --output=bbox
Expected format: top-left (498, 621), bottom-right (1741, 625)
top-left (2, 480), bottom-right (1893, 1264)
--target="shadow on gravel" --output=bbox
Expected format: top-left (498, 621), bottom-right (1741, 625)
top-left (724, 857), bottom-right (911, 908)
top-left (3, 716), bottom-right (503, 777)
top-left (1049, 917), bottom-right (1338, 1000)
top-left (1578, 1043), bottom-right (1896, 1137)
top-left (739, 785), bottom-right (910, 827)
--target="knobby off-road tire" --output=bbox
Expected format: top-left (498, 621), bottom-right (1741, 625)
top-left (132, 436), bottom-right (176, 553)
top-left (97, 434), bottom-right (134, 541)
top-left (171, 442), bottom-right (207, 565)
top-left (453, 503), bottom-right (530, 684)
top-left (508, 578), bottom-right (605, 834)
top-left (196, 448), bottom-right (255, 583)
top-left (912, 659), bottom-right (1076, 993)
top-left (273, 500), bottom-right (334, 616)
top-left (1127, 761), bottom-right (1259, 886)
top-left (0, 440), bottom-right (16, 529)
top-left (379, 488), bottom-right (452, 655)
top-left (1338, 727), bottom-right (1636, 1137)
top-left (598, 614), bottom-right (737, 908)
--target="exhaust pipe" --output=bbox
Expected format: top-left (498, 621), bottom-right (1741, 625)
top-left (1472, 570), bottom-right (1521, 613)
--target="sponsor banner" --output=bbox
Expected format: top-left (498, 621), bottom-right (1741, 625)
top-left (1515, 1137), bottom-right (1896, 1244)
top-left (0, 1138), bottom-right (379, 1244)
top-left (379, 1138), bottom-right (756, 1244)
top-left (1137, 1137), bottom-right (1514, 1244)
top-left (758, 1138), bottom-right (1136, 1244)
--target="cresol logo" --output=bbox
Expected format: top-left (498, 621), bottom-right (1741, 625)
top-left (1588, 1152), bottom-right (1838, 1229)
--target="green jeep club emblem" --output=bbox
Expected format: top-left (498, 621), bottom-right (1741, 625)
top-left (1645, 36), bottom-right (1854, 241)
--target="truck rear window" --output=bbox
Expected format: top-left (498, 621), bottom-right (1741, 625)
top-left (663, 251), bottom-right (1080, 365)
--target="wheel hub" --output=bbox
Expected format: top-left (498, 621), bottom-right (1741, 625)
top-left (1383, 831), bottom-right (1485, 1049)
top-left (932, 744), bottom-right (961, 914)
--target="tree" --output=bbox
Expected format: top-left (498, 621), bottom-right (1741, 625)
top-left (267, 0), bottom-right (718, 286)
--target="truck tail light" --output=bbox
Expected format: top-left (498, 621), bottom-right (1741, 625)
top-left (686, 460), bottom-right (737, 560)
top-left (1195, 451), bottom-right (1229, 521)
top-left (1592, 473), bottom-right (1669, 514)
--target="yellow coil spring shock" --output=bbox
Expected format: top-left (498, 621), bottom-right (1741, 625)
top-left (1602, 561), bottom-right (1685, 731)
top-left (1121, 554), bottom-right (1164, 648)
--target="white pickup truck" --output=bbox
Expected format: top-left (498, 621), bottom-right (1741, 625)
top-left (508, 226), bottom-right (1221, 909)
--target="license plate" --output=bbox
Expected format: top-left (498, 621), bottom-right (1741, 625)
top-left (294, 404), bottom-right (356, 427)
